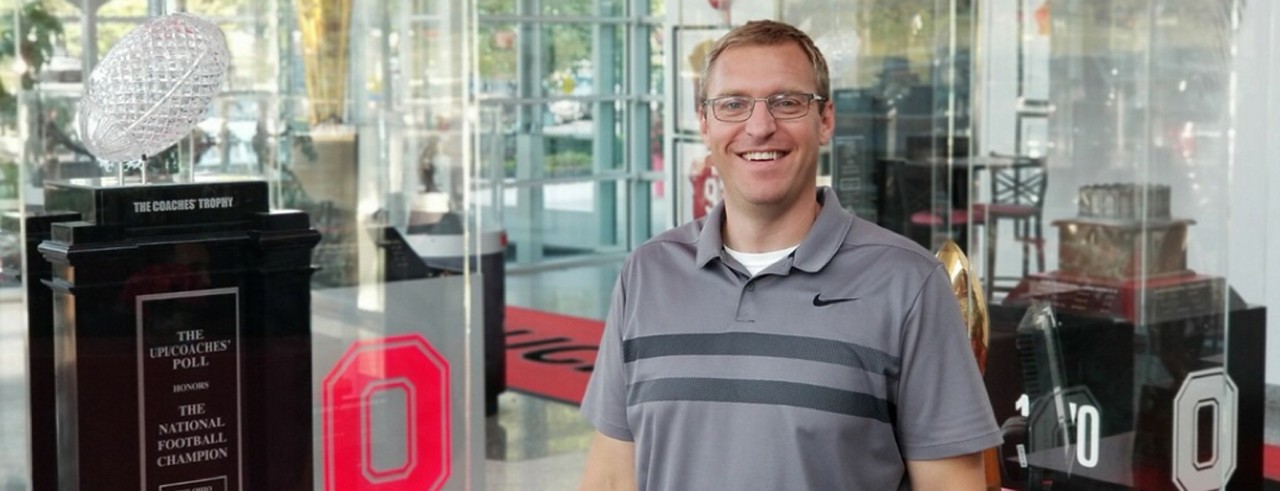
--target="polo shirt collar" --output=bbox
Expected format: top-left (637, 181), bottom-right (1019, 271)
top-left (694, 187), bottom-right (854, 273)
top-left (793, 187), bottom-right (855, 273)
top-left (694, 201), bottom-right (728, 268)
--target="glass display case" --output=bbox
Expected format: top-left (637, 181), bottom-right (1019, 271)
top-left (661, 1), bottom-right (1272, 489)
top-left (665, 3), bottom-right (1273, 489)
top-left (1, 1), bottom-right (490, 490)
top-left (974, 1), bottom-right (1271, 489)
top-left (0, 0), bottom-right (1273, 490)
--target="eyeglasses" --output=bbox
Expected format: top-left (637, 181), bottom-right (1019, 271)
top-left (702, 93), bottom-right (826, 122)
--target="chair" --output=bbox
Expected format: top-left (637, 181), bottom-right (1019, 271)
top-left (885, 159), bottom-right (971, 251)
top-left (973, 156), bottom-right (1047, 296)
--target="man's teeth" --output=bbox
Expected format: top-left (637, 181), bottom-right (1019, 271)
top-left (742, 151), bottom-right (780, 161)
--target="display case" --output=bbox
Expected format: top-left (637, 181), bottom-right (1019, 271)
top-left (974, 1), bottom-right (1271, 489)
top-left (0, 1), bottom-right (491, 490)
top-left (251, 0), bottom-right (498, 488)
top-left (668, 1), bottom-right (1273, 489)
top-left (0, 1), bottom-right (1273, 490)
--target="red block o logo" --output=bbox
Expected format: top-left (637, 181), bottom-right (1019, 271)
top-left (323, 334), bottom-right (451, 491)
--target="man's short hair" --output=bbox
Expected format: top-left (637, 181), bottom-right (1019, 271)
top-left (699, 20), bottom-right (830, 112)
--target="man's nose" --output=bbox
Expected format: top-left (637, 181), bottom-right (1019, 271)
top-left (744, 100), bottom-right (777, 137)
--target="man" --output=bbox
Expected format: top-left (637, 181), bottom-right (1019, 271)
top-left (580, 20), bottom-right (1001, 490)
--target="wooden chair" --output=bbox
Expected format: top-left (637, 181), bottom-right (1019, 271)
top-left (973, 156), bottom-right (1047, 296)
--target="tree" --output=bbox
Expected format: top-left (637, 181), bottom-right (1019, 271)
top-left (0, 1), bottom-right (65, 118)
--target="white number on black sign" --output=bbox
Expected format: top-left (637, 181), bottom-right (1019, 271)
top-left (1171, 368), bottom-right (1237, 491)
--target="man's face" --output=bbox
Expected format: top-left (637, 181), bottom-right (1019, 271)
top-left (698, 42), bottom-right (834, 213)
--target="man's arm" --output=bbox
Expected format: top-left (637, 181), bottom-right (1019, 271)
top-left (906, 452), bottom-right (987, 491)
top-left (579, 431), bottom-right (637, 491)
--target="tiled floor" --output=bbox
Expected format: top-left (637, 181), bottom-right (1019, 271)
top-left (0, 289), bottom-right (28, 490)
top-left (483, 260), bottom-right (622, 490)
top-left (483, 392), bottom-right (593, 490)
top-left (1270, 385), bottom-right (1280, 446)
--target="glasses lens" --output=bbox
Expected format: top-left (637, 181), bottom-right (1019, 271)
top-left (708, 94), bottom-right (815, 122)
top-left (768, 94), bottom-right (810, 119)
top-left (713, 97), bottom-right (752, 121)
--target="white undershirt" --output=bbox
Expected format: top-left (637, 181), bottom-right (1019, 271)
top-left (724, 245), bottom-right (799, 276)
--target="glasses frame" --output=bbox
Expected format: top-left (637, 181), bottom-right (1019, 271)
top-left (701, 93), bottom-right (827, 122)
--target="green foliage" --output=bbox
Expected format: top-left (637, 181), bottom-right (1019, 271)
top-left (0, 1), bottom-right (64, 89)
top-left (0, 1), bottom-right (65, 117)
top-left (477, 0), bottom-right (514, 16)
top-left (544, 150), bottom-right (591, 177)
top-left (547, 23), bottom-right (591, 76)
top-left (0, 79), bottom-right (12, 118)
top-left (500, 150), bottom-right (592, 179)
top-left (476, 0), bottom-right (596, 83)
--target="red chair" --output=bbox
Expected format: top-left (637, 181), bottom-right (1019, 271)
top-left (887, 159), bottom-right (972, 251)
top-left (973, 156), bottom-right (1047, 296)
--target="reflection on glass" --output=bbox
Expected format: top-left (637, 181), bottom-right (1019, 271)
top-left (294, 0), bottom-right (352, 125)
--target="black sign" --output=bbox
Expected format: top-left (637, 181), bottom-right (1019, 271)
top-left (139, 288), bottom-right (241, 491)
top-left (44, 179), bottom-right (268, 230)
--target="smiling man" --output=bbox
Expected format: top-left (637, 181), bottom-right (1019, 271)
top-left (579, 20), bottom-right (1001, 491)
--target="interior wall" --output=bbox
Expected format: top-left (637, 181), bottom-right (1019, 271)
top-left (1272, 7), bottom-right (1280, 389)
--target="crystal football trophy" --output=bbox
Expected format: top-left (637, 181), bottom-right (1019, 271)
top-left (77, 13), bottom-right (229, 178)
top-left (34, 14), bottom-right (319, 491)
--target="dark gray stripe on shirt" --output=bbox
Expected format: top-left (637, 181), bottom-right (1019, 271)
top-left (622, 332), bottom-right (901, 378)
top-left (628, 377), bottom-right (896, 422)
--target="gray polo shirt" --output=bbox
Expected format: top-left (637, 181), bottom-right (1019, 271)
top-left (582, 187), bottom-right (1002, 490)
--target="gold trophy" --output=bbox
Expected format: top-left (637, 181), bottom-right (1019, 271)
top-left (290, 0), bottom-right (359, 285)
top-left (1007, 183), bottom-right (1226, 323)
top-left (935, 241), bottom-right (998, 490)
top-left (936, 241), bottom-right (988, 369)
top-left (294, 0), bottom-right (351, 125)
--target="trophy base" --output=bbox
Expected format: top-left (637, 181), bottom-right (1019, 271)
top-left (1003, 271), bottom-right (1231, 324)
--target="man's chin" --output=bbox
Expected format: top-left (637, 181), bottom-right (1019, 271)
top-left (727, 187), bottom-right (797, 209)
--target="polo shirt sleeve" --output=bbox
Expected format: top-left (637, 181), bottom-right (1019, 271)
top-left (580, 275), bottom-right (634, 441)
top-left (894, 264), bottom-right (1003, 460)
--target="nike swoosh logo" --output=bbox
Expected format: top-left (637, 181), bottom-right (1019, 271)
top-left (812, 294), bottom-right (859, 307)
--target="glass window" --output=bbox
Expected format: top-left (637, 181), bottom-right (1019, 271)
top-left (478, 0), bottom-right (516, 15)
top-left (479, 4), bottom-right (656, 268)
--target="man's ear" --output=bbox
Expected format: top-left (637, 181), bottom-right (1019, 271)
top-left (818, 100), bottom-right (835, 145)
top-left (698, 105), bottom-right (710, 142)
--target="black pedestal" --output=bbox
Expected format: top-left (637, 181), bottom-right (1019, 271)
top-left (376, 226), bottom-right (506, 416)
top-left (37, 179), bottom-right (319, 491)
top-left (985, 303), bottom-right (1267, 490)
top-left (3, 210), bottom-right (80, 491)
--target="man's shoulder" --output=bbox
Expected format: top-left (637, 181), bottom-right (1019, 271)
top-left (631, 218), bottom-right (704, 258)
top-left (839, 216), bottom-right (944, 269)
top-left (614, 219), bottom-right (707, 293)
